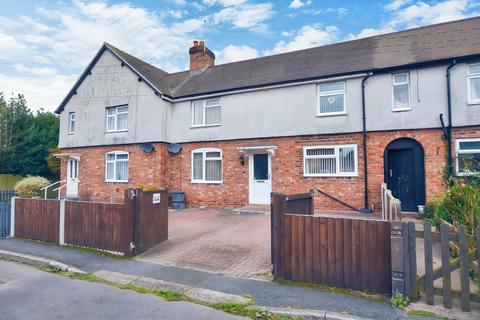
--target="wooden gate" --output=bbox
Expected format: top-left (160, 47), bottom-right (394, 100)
top-left (271, 192), bottom-right (392, 294)
top-left (395, 222), bottom-right (479, 312)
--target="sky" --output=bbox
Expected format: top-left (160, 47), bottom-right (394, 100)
top-left (0, 0), bottom-right (479, 112)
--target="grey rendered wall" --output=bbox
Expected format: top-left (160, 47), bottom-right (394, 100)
top-left (450, 61), bottom-right (480, 127)
top-left (166, 78), bottom-right (364, 143)
top-left (58, 50), bottom-right (167, 148)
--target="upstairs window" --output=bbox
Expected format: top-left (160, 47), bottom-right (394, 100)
top-left (468, 63), bottom-right (480, 104)
top-left (392, 73), bottom-right (410, 110)
top-left (304, 145), bottom-right (357, 177)
top-left (456, 139), bottom-right (480, 176)
top-left (68, 112), bottom-right (76, 133)
top-left (317, 81), bottom-right (346, 115)
top-left (105, 151), bottom-right (129, 182)
top-left (191, 148), bottom-right (222, 183)
top-left (106, 105), bottom-right (128, 132)
top-left (192, 98), bottom-right (221, 127)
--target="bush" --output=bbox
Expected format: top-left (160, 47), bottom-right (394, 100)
top-left (424, 184), bottom-right (480, 235)
top-left (14, 176), bottom-right (50, 198)
top-left (391, 293), bottom-right (410, 309)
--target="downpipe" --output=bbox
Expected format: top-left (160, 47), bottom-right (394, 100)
top-left (360, 73), bottom-right (373, 214)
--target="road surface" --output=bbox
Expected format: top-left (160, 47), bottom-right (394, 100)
top-left (0, 260), bottom-right (245, 320)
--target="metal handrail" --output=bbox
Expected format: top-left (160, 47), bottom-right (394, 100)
top-left (41, 180), bottom-right (64, 199)
top-left (53, 180), bottom-right (79, 199)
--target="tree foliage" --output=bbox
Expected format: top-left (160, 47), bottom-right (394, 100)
top-left (0, 93), bottom-right (59, 179)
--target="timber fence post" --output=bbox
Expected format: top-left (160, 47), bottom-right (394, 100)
top-left (59, 199), bottom-right (65, 245)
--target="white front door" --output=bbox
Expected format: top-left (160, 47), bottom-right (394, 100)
top-left (248, 153), bottom-right (272, 204)
top-left (66, 158), bottom-right (79, 197)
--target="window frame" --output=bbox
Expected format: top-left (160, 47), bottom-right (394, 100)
top-left (68, 112), bottom-right (76, 134)
top-left (106, 105), bottom-right (129, 132)
top-left (455, 138), bottom-right (480, 176)
top-left (191, 98), bottom-right (221, 127)
top-left (467, 63), bottom-right (480, 105)
top-left (316, 81), bottom-right (346, 117)
top-left (105, 151), bottom-right (129, 183)
top-left (303, 144), bottom-right (358, 177)
top-left (392, 72), bottom-right (411, 112)
top-left (191, 148), bottom-right (223, 184)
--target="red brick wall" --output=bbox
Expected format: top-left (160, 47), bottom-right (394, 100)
top-left (59, 126), bottom-right (480, 211)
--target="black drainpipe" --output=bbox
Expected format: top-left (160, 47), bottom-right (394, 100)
top-left (360, 73), bottom-right (373, 213)
top-left (446, 60), bottom-right (456, 180)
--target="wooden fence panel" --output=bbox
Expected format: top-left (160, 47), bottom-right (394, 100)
top-left (15, 199), bottom-right (59, 242)
top-left (133, 190), bottom-right (168, 253)
top-left (273, 211), bottom-right (392, 294)
top-left (64, 201), bottom-right (133, 254)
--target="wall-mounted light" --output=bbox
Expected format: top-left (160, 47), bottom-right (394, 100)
top-left (239, 155), bottom-right (245, 166)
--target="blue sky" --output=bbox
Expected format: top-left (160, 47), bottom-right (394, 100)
top-left (0, 0), bottom-right (479, 111)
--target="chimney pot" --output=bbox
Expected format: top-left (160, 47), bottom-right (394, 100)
top-left (189, 40), bottom-right (215, 72)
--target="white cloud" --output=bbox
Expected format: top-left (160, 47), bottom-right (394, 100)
top-left (13, 64), bottom-right (58, 77)
top-left (289, 0), bottom-right (304, 9)
top-left (203, 0), bottom-right (247, 6)
top-left (385, 0), bottom-right (411, 11)
top-left (214, 44), bottom-right (259, 63)
top-left (348, 27), bottom-right (396, 39)
top-left (213, 3), bottom-right (274, 30)
top-left (387, 0), bottom-right (471, 28)
top-left (265, 25), bottom-right (339, 55)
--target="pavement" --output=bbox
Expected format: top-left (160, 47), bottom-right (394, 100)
top-left (138, 209), bottom-right (271, 278)
top-left (0, 260), bottom-right (245, 320)
top-left (0, 237), bottom-right (404, 319)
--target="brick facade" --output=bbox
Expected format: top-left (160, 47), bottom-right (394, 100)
top-left (60, 126), bottom-right (480, 211)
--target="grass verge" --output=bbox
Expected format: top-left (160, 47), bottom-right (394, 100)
top-left (407, 310), bottom-right (448, 320)
top-left (37, 265), bottom-right (294, 319)
top-left (276, 279), bottom-right (387, 303)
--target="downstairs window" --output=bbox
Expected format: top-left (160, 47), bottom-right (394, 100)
top-left (191, 148), bottom-right (222, 183)
top-left (456, 139), bottom-right (480, 176)
top-left (304, 145), bottom-right (358, 177)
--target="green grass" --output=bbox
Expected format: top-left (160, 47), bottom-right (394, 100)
top-left (37, 265), bottom-right (294, 319)
top-left (407, 310), bottom-right (448, 320)
top-left (275, 279), bottom-right (387, 303)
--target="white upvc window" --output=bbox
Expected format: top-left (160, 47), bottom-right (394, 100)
top-left (303, 145), bottom-right (358, 177)
top-left (317, 81), bottom-right (346, 116)
top-left (192, 98), bottom-right (221, 127)
top-left (456, 138), bottom-right (480, 176)
top-left (191, 148), bottom-right (222, 183)
top-left (68, 112), bottom-right (76, 134)
top-left (392, 72), bottom-right (410, 111)
top-left (467, 63), bottom-right (480, 104)
top-left (105, 151), bottom-right (129, 182)
top-left (106, 105), bottom-right (128, 132)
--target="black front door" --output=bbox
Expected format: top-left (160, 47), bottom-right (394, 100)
top-left (384, 138), bottom-right (425, 212)
top-left (388, 149), bottom-right (416, 211)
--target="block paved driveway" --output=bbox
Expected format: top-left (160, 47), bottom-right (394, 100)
top-left (137, 209), bottom-right (271, 279)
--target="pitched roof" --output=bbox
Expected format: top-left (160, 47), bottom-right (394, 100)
top-left (56, 16), bottom-right (480, 113)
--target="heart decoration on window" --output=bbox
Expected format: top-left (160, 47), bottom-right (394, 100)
top-left (327, 96), bottom-right (336, 104)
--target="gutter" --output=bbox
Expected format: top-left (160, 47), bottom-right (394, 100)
top-left (360, 73), bottom-right (373, 213)
top-left (446, 60), bottom-right (456, 180)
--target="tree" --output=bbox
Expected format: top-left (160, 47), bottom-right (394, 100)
top-left (0, 92), bottom-right (59, 179)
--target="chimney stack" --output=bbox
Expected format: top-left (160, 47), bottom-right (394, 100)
top-left (189, 40), bottom-right (215, 72)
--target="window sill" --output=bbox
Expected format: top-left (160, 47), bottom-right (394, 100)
top-left (456, 172), bottom-right (480, 177)
top-left (190, 181), bottom-right (223, 184)
top-left (467, 101), bottom-right (480, 106)
top-left (392, 107), bottom-right (412, 112)
top-left (303, 174), bottom-right (358, 178)
top-left (190, 124), bottom-right (221, 129)
top-left (67, 132), bottom-right (75, 135)
top-left (105, 180), bottom-right (129, 184)
top-left (105, 130), bottom-right (128, 134)
top-left (316, 112), bottom-right (346, 117)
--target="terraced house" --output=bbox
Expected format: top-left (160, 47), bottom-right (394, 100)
top-left (56, 17), bottom-right (480, 212)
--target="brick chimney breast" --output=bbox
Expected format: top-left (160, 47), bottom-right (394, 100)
top-left (189, 40), bottom-right (215, 72)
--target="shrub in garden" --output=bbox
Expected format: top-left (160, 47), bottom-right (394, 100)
top-left (14, 176), bottom-right (50, 198)
top-left (424, 184), bottom-right (480, 235)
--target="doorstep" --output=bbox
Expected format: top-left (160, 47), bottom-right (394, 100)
top-left (232, 204), bottom-right (270, 215)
